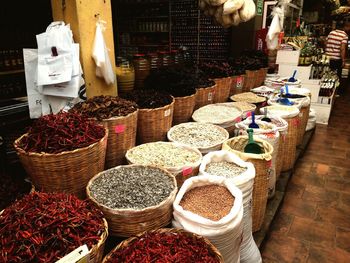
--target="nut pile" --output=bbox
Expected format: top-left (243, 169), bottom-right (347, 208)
top-left (127, 142), bottom-right (201, 168)
top-left (180, 185), bottom-right (234, 221)
top-left (169, 123), bottom-right (228, 149)
top-left (192, 105), bottom-right (241, 124)
top-left (89, 166), bottom-right (175, 210)
top-left (205, 161), bottom-right (247, 178)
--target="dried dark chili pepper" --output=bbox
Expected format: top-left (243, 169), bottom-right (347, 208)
top-left (0, 192), bottom-right (105, 263)
top-left (17, 112), bottom-right (105, 154)
top-left (106, 231), bottom-right (220, 263)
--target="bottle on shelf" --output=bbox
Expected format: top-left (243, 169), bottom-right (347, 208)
top-left (116, 57), bottom-right (135, 94)
top-left (133, 54), bottom-right (150, 88)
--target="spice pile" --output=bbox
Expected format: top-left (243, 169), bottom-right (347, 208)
top-left (144, 67), bottom-right (197, 97)
top-left (205, 162), bottom-right (247, 178)
top-left (231, 92), bottom-right (266, 104)
top-left (199, 61), bottom-right (233, 79)
top-left (192, 104), bottom-right (242, 124)
top-left (105, 231), bottom-right (221, 263)
top-left (127, 142), bottom-right (201, 168)
top-left (70, 96), bottom-right (138, 121)
top-left (168, 123), bottom-right (228, 149)
top-left (0, 174), bottom-right (31, 211)
top-left (180, 185), bottom-right (234, 221)
top-left (89, 166), bottom-right (175, 210)
top-left (120, 89), bottom-right (173, 109)
top-left (17, 112), bottom-right (105, 154)
top-left (0, 192), bottom-right (105, 263)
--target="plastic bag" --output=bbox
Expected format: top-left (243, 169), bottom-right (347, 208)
top-left (92, 22), bottom-right (115, 85)
top-left (173, 175), bottom-right (243, 263)
top-left (199, 150), bottom-right (262, 263)
top-left (36, 22), bottom-right (74, 85)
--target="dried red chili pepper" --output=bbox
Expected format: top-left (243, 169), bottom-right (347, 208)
top-left (0, 192), bottom-right (105, 263)
top-left (106, 231), bottom-right (220, 263)
top-left (17, 112), bottom-right (105, 154)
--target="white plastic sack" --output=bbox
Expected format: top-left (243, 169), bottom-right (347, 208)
top-left (23, 49), bottom-right (43, 119)
top-left (92, 22), bottom-right (115, 85)
top-left (235, 120), bottom-right (280, 198)
top-left (198, 150), bottom-right (262, 263)
top-left (36, 22), bottom-right (74, 85)
top-left (173, 175), bottom-right (243, 263)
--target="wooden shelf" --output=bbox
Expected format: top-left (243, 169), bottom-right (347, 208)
top-left (0, 69), bottom-right (24, 76)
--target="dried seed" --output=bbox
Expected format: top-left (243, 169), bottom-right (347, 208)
top-left (205, 161), bottom-right (247, 178)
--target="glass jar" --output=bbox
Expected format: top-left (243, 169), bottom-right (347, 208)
top-left (133, 54), bottom-right (150, 89)
top-left (159, 51), bottom-right (173, 67)
top-left (116, 57), bottom-right (135, 94)
top-left (148, 52), bottom-right (160, 71)
top-left (171, 50), bottom-right (183, 65)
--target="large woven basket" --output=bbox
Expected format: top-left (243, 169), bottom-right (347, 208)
top-left (282, 116), bottom-right (299, 171)
top-left (14, 130), bottom-right (108, 199)
top-left (89, 218), bottom-right (109, 263)
top-left (297, 105), bottom-right (310, 146)
top-left (137, 98), bottom-right (174, 144)
top-left (222, 136), bottom-right (273, 232)
top-left (173, 93), bottom-right (197, 125)
top-left (195, 84), bottom-right (216, 110)
top-left (102, 228), bottom-right (224, 263)
top-left (255, 68), bottom-right (268, 87)
top-left (213, 77), bottom-right (231, 103)
top-left (87, 165), bottom-right (177, 237)
top-left (101, 110), bottom-right (138, 169)
top-left (244, 70), bottom-right (258, 91)
top-left (230, 75), bottom-right (246, 96)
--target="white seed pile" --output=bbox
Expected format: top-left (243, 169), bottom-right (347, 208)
top-left (89, 166), bottom-right (175, 210)
top-left (127, 142), bottom-right (201, 167)
top-left (228, 102), bottom-right (256, 112)
top-left (192, 105), bottom-right (241, 124)
top-left (231, 92), bottom-right (266, 104)
top-left (205, 161), bottom-right (247, 178)
top-left (169, 123), bottom-right (228, 148)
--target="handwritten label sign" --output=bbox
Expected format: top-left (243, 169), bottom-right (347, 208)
top-left (208, 92), bottom-right (214, 101)
top-left (55, 245), bottom-right (89, 263)
top-left (236, 76), bottom-right (243, 89)
top-left (234, 117), bottom-right (242, 123)
top-left (292, 118), bottom-right (300, 127)
top-left (182, 167), bottom-right (193, 177)
top-left (164, 109), bottom-right (171, 117)
top-left (115, 125), bottom-right (126, 134)
top-left (267, 160), bottom-right (273, 168)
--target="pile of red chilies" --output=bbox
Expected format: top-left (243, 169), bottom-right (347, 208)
top-left (0, 192), bottom-right (105, 262)
top-left (108, 231), bottom-right (220, 263)
top-left (18, 112), bottom-right (105, 154)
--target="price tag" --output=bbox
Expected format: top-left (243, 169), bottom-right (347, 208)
top-left (246, 111), bottom-right (252, 118)
top-left (55, 245), bottom-right (89, 263)
top-left (115, 125), bottom-right (126, 134)
top-left (208, 92), bottom-right (213, 101)
top-left (292, 118), bottom-right (300, 127)
top-left (236, 76), bottom-right (243, 89)
top-left (234, 117), bottom-right (241, 123)
top-left (267, 160), bottom-right (273, 168)
top-left (164, 109), bottom-right (171, 117)
top-left (182, 167), bottom-right (193, 177)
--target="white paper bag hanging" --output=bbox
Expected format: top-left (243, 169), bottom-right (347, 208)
top-left (36, 22), bottom-right (74, 85)
top-left (92, 21), bottom-right (115, 85)
top-left (23, 49), bottom-right (43, 119)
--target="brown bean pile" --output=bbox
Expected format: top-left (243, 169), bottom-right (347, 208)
top-left (70, 95), bottom-right (138, 121)
top-left (180, 185), bottom-right (234, 221)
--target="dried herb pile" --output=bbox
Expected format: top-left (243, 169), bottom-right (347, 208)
top-left (17, 112), bottom-right (105, 154)
top-left (106, 231), bottom-right (221, 263)
top-left (120, 89), bottom-right (173, 109)
top-left (0, 192), bottom-right (105, 263)
top-left (198, 61), bottom-right (234, 79)
top-left (70, 96), bottom-right (138, 121)
top-left (144, 67), bottom-right (197, 97)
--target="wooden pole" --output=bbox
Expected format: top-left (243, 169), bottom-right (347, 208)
top-left (51, 0), bottom-right (117, 97)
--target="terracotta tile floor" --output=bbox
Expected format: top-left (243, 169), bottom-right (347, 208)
top-left (261, 86), bottom-right (350, 263)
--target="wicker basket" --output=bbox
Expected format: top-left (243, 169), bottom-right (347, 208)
top-left (87, 165), bottom-right (177, 237)
top-left (126, 142), bottom-right (202, 187)
top-left (102, 228), bottom-right (224, 263)
top-left (89, 218), bottom-right (109, 263)
top-left (173, 93), bottom-right (197, 125)
top-left (137, 98), bottom-right (174, 144)
top-left (297, 104), bottom-right (310, 146)
top-left (255, 68), bottom-right (268, 87)
top-left (230, 75), bottom-right (246, 96)
top-left (213, 77), bottom-right (231, 103)
top-left (244, 70), bottom-right (258, 91)
top-left (101, 110), bottom-right (138, 169)
top-left (14, 130), bottom-right (108, 199)
top-left (222, 136), bottom-right (273, 232)
top-left (195, 84), bottom-right (216, 110)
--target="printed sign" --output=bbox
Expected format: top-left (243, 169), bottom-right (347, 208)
top-left (257, 0), bottom-right (264, 16)
top-left (182, 167), bottom-right (193, 176)
top-left (115, 125), bottom-right (126, 134)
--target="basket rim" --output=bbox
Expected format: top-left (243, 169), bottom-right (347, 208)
top-left (167, 122), bottom-right (230, 151)
top-left (125, 141), bottom-right (203, 171)
top-left (89, 109), bottom-right (139, 122)
top-left (196, 83), bottom-right (217, 90)
top-left (192, 104), bottom-right (242, 125)
top-left (86, 164), bottom-right (178, 214)
top-left (137, 96), bottom-right (175, 112)
top-left (174, 91), bottom-right (197, 100)
top-left (224, 135), bottom-right (274, 156)
top-left (14, 127), bottom-right (109, 157)
top-left (102, 228), bottom-right (224, 263)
